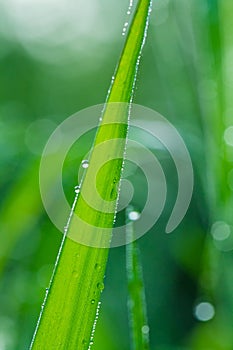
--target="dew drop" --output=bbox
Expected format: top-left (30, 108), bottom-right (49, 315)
top-left (128, 210), bottom-right (140, 221)
top-left (127, 10), bottom-right (131, 14)
top-left (81, 160), bottom-right (89, 169)
top-left (113, 177), bottom-right (118, 184)
top-left (122, 21), bottom-right (129, 36)
top-left (91, 299), bottom-right (95, 304)
top-left (141, 325), bottom-right (150, 334)
top-left (94, 263), bottom-right (101, 271)
top-left (97, 282), bottom-right (104, 291)
top-left (74, 185), bottom-right (80, 194)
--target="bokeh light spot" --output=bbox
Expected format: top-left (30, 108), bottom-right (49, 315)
top-left (194, 302), bottom-right (215, 322)
top-left (224, 126), bottom-right (233, 146)
top-left (211, 221), bottom-right (231, 241)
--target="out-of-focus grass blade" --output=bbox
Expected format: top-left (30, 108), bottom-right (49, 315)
top-left (0, 161), bottom-right (42, 273)
top-left (30, 1), bottom-right (152, 349)
top-left (126, 206), bottom-right (150, 350)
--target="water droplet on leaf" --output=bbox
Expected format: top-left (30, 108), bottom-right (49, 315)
top-left (141, 325), bottom-right (150, 334)
top-left (94, 263), bottom-right (101, 271)
top-left (81, 160), bottom-right (89, 169)
top-left (74, 185), bottom-right (80, 194)
top-left (97, 282), bottom-right (104, 291)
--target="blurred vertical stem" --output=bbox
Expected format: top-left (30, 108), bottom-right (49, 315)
top-left (30, 1), bottom-right (152, 349)
top-left (126, 207), bottom-right (150, 350)
top-left (188, 1), bottom-right (233, 346)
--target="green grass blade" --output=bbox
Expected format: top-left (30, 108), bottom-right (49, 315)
top-left (126, 207), bottom-right (150, 350)
top-left (30, 1), bottom-right (152, 349)
top-left (108, 0), bottom-right (152, 103)
top-left (0, 161), bottom-right (41, 273)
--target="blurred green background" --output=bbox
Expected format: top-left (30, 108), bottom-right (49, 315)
top-left (0, 0), bottom-right (233, 349)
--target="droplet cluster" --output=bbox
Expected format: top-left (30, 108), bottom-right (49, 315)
top-left (88, 301), bottom-right (102, 350)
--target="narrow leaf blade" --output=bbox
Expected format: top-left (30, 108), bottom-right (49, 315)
top-left (30, 1), bottom-right (152, 349)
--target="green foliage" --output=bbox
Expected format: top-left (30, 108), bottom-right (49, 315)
top-left (126, 207), bottom-right (150, 350)
top-left (0, 0), bottom-right (232, 349)
top-left (30, 1), bottom-right (152, 349)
